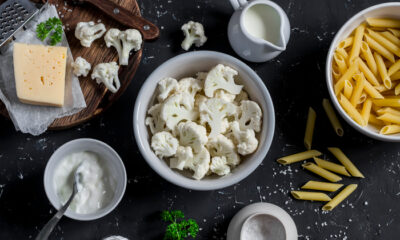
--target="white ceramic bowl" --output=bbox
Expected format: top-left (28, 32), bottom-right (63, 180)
top-left (326, 2), bottom-right (400, 141)
top-left (44, 138), bottom-right (127, 221)
top-left (133, 51), bottom-right (275, 191)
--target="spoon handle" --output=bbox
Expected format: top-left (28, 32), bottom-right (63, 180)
top-left (35, 190), bottom-right (77, 240)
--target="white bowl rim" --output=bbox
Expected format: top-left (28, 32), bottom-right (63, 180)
top-left (326, 2), bottom-right (400, 142)
top-left (133, 50), bottom-right (275, 191)
top-left (43, 138), bottom-right (127, 221)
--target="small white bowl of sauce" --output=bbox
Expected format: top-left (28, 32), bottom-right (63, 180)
top-left (44, 138), bottom-right (127, 221)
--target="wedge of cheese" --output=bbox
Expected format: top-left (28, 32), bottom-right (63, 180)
top-left (13, 43), bottom-right (67, 107)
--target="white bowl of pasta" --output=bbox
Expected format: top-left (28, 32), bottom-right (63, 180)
top-left (326, 2), bottom-right (400, 141)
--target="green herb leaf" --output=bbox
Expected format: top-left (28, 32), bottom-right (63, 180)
top-left (161, 210), bottom-right (199, 240)
top-left (36, 17), bottom-right (63, 46)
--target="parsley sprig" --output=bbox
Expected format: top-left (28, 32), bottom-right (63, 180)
top-left (36, 17), bottom-right (63, 46)
top-left (161, 210), bottom-right (199, 240)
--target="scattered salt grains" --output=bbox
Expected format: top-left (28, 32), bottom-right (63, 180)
top-left (364, 201), bottom-right (368, 206)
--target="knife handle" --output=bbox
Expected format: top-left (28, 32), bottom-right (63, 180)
top-left (81, 0), bottom-right (159, 40)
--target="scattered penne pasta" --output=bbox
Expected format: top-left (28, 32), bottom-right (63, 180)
top-left (380, 124), bottom-right (400, 134)
top-left (277, 150), bottom-right (322, 165)
top-left (322, 184), bottom-right (358, 211)
top-left (302, 162), bottom-right (342, 182)
top-left (327, 148), bottom-right (365, 178)
top-left (313, 157), bottom-right (350, 176)
top-left (301, 180), bottom-right (343, 192)
top-left (304, 107), bottom-right (316, 150)
top-left (291, 191), bottom-right (332, 202)
top-left (366, 18), bottom-right (400, 29)
top-left (322, 98), bottom-right (344, 136)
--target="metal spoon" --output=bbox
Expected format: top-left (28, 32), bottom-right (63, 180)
top-left (35, 166), bottom-right (83, 240)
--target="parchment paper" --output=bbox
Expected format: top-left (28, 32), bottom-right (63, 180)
top-left (0, 4), bottom-right (86, 135)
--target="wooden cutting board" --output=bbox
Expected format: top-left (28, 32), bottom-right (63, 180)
top-left (0, 0), bottom-right (143, 129)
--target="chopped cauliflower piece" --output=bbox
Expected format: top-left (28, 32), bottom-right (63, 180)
top-left (210, 156), bottom-right (231, 176)
top-left (196, 72), bottom-right (208, 81)
top-left (195, 94), bottom-right (207, 109)
top-left (146, 103), bottom-right (167, 134)
top-left (71, 56), bottom-right (91, 77)
top-left (229, 121), bottom-right (258, 155)
top-left (151, 131), bottom-right (179, 159)
top-left (160, 93), bottom-right (198, 130)
top-left (181, 21), bottom-right (207, 51)
top-left (235, 90), bottom-right (249, 103)
top-left (238, 100), bottom-right (262, 132)
top-left (214, 89), bottom-right (236, 102)
top-left (75, 21), bottom-right (106, 47)
top-left (178, 77), bottom-right (203, 97)
top-left (170, 146), bottom-right (210, 180)
top-left (207, 135), bottom-right (240, 166)
top-left (199, 98), bottom-right (237, 138)
top-left (176, 121), bottom-right (208, 153)
top-left (204, 64), bottom-right (243, 97)
top-left (157, 77), bottom-right (179, 102)
top-left (104, 28), bottom-right (142, 66)
top-left (91, 62), bottom-right (120, 93)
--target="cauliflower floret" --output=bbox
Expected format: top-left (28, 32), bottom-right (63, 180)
top-left (71, 56), bottom-right (91, 77)
top-left (238, 100), bottom-right (262, 132)
top-left (228, 121), bottom-right (258, 155)
top-left (146, 103), bottom-right (167, 134)
top-left (75, 21), bottom-right (106, 47)
top-left (160, 93), bottom-right (198, 130)
top-left (170, 146), bottom-right (210, 180)
top-left (181, 21), bottom-right (207, 51)
top-left (214, 89), bottom-right (236, 102)
top-left (210, 156), bottom-right (231, 176)
top-left (235, 90), bottom-right (249, 103)
top-left (176, 121), bottom-right (208, 153)
top-left (151, 131), bottom-right (179, 159)
top-left (195, 94), bottom-right (207, 110)
top-left (178, 77), bottom-right (203, 97)
top-left (157, 77), bottom-right (179, 102)
top-left (104, 28), bottom-right (142, 66)
top-left (204, 64), bottom-right (243, 97)
top-left (199, 98), bottom-right (237, 138)
top-left (91, 62), bottom-right (120, 93)
top-left (207, 134), bottom-right (240, 166)
top-left (196, 72), bottom-right (208, 81)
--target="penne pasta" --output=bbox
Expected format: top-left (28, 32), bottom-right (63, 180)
top-left (380, 124), bottom-right (400, 134)
top-left (366, 18), bottom-right (400, 28)
top-left (304, 107), bottom-right (316, 150)
top-left (358, 92), bottom-right (367, 104)
top-left (332, 64), bottom-right (342, 81)
top-left (395, 83), bottom-right (400, 95)
top-left (391, 71), bottom-right (400, 81)
top-left (334, 59), bottom-right (360, 94)
top-left (336, 47), bottom-right (349, 62)
top-left (338, 37), bottom-right (354, 49)
top-left (376, 107), bottom-right (400, 116)
top-left (388, 28), bottom-right (400, 37)
top-left (361, 98), bottom-right (372, 126)
top-left (365, 34), bottom-right (395, 63)
top-left (322, 184), bottom-right (358, 211)
top-left (334, 52), bottom-right (348, 74)
top-left (343, 80), bottom-right (353, 99)
top-left (301, 180), bottom-right (344, 192)
top-left (322, 98), bottom-right (344, 136)
top-left (313, 157), bottom-right (350, 176)
top-left (369, 113), bottom-right (385, 126)
top-left (339, 93), bottom-right (365, 126)
top-left (277, 150), bottom-right (322, 165)
top-left (388, 59), bottom-right (400, 76)
top-left (358, 59), bottom-right (380, 86)
top-left (363, 80), bottom-right (384, 99)
top-left (350, 73), bottom-right (366, 106)
top-left (367, 29), bottom-right (400, 57)
top-left (349, 23), bottom-right (366, 63)
top-left (360, 41), bottom-right (378, 76)
top-left (373, 98), bottom-right (400, 107)
top-left (327, 147), bottom-right (365, 178)
top-left (377, 112), bottom-right (400, 124)
top-left (291, 191), bottom-right (332, 202)
top-left (379, 31), bottom-right (400, 47)
top-left (302, 162), bottom-right (342, 182)
top-left (374, 52), bottom-right (392, 89)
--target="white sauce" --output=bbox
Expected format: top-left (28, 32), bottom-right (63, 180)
top-left (243, 4), bottom-right (282, 45)
top-left (241, 214), bottom-right (286, 240)
top-left (53, 151), bottom-right (115, 214)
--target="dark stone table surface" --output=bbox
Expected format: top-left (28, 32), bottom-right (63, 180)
top-left (1, 0), bottom-right (399, 239)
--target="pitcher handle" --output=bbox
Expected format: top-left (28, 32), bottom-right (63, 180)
top-left (229, 0), bottom-right (248, 10)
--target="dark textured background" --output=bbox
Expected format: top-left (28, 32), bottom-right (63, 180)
top-left (1, 0), bottom-right (400, 239)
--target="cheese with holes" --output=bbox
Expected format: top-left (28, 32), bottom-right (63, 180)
top-left (13, 43), bottom-right (67, 107)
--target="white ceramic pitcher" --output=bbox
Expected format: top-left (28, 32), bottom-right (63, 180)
top-left (228, 0), bottom-right (290, 62)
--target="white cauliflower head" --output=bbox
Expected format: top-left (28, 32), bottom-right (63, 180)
top-left (75, 21), bottom-right (106, 47)
top-left (178, 77), bottom-right (203, 97)
top-left (146, 103), bottom-right (167, 134)
top-left (195, 94), bottom-right (207, 110)
top-left (71, 56), bottom-right (91, 77)
top-left (238, 100), bottom-right (262, 132)
top-left (207, 135), bottom-right (240, 166)
top-left (204, 64), bottom-right (243, 97)
top-left (91, 62), bottom-right (120, 93)
top-left (157, 77), bottom-right (179, 102)
top-left (210, 156), bottom-right (231, 176)
top-left (170, 146), bottom-right (210, 180)
top-left (176, 121), bottom-right (208, 153)
top-left (160, 93), bottom-right (198, 130)
top-left (151, 131), bottom-right (179, 159)
top-left (181, 21), bottom-right (207, 51)
top-left (199, 98), bottom-right (237, 138)
top-left (228, 121), bottom-right (258, 155)
top-left (214, 89), bottom-right (236, 102)
top-left (104, 28), bottom-right (142, 66)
